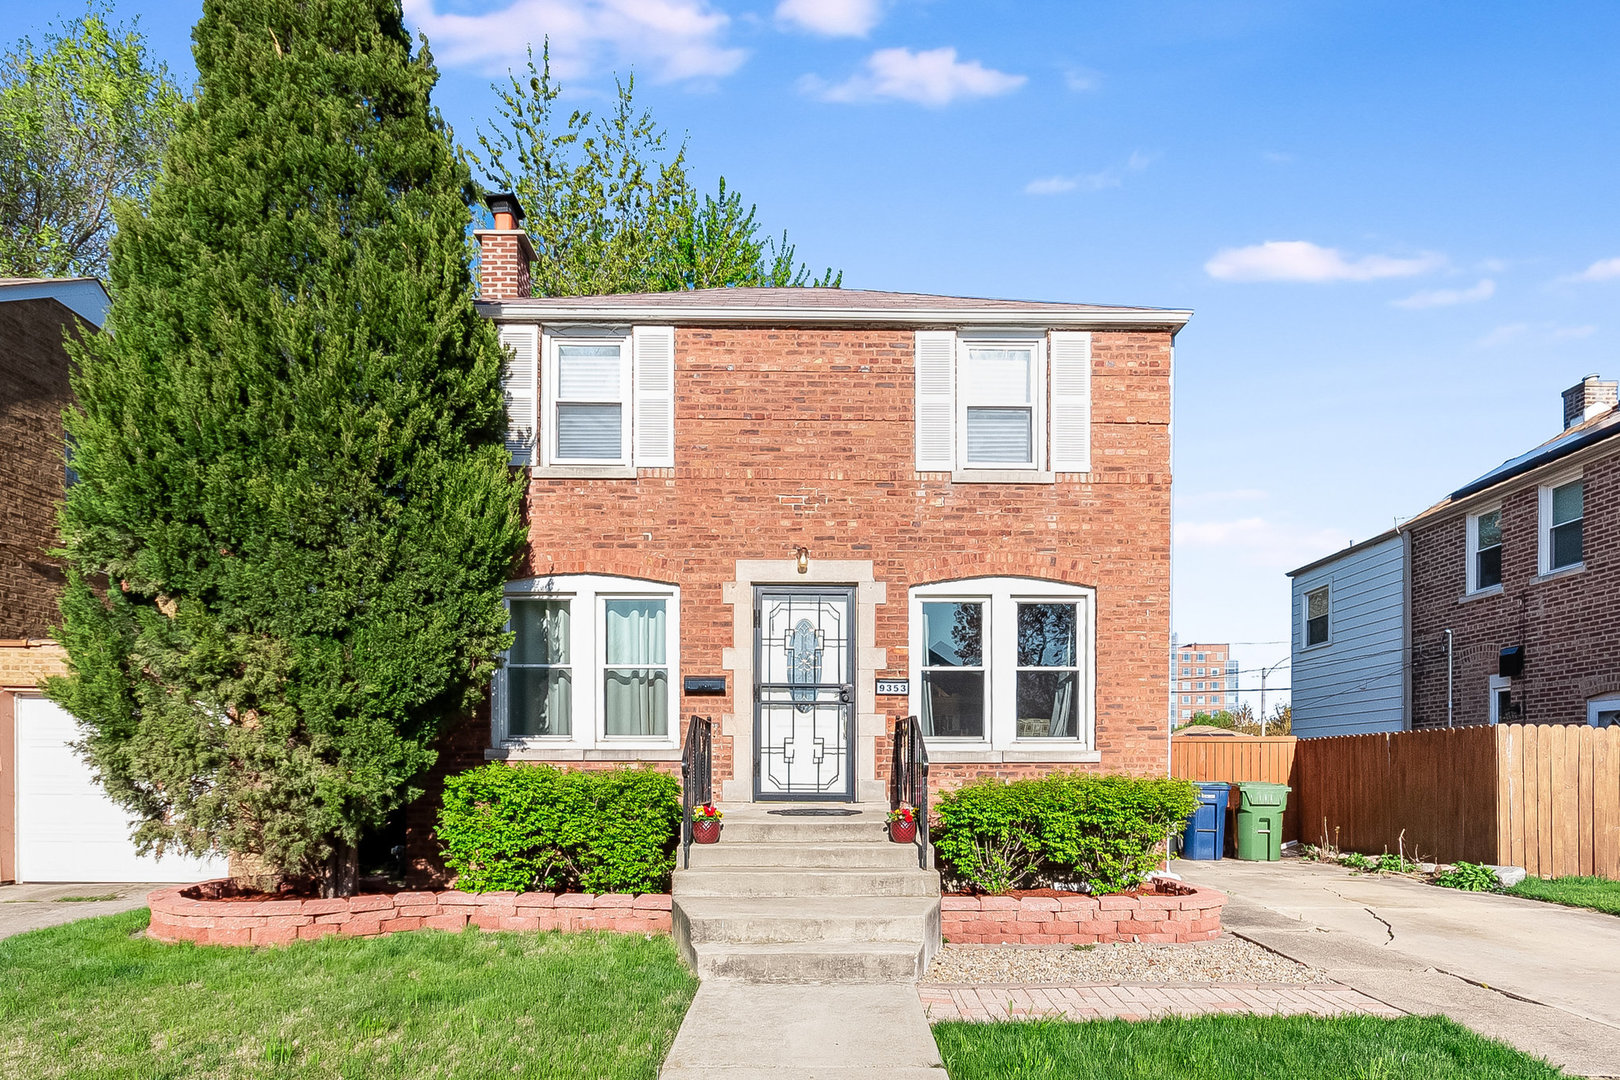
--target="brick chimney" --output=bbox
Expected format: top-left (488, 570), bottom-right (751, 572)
top-left (1562, 374), bottom-right (1618, 429)
top-left (474, 192), bottom-right (535, 300)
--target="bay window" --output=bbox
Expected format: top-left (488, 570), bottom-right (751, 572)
top-left (497, 575), bottom-right (679, 750)
top-left (910, 578), bottom-right (1095, 752)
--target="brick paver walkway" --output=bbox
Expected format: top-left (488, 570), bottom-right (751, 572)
top-left (918, 983), bottom-right (1403, 1022)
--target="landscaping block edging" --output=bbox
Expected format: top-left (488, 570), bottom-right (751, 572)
top-left (940, 886), bottom-right (1227, 945)
top-left (147, 882), bottom-right (673, 947)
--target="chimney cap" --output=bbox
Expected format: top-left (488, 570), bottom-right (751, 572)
top-left (484, 192), bottom-right (526, 225)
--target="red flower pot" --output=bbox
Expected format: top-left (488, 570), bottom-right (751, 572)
top-left (692, 819), bottom-right (721, 844)
top-left (888, 818), bottom-right (917, 844)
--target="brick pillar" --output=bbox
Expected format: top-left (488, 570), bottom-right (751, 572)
top-left (474, 192), bottom-right (536, 300)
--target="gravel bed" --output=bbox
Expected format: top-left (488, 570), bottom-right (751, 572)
top-left (921, 936), bottom-right (1325, 985)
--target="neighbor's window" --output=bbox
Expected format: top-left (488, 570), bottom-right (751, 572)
top-left (961, 342), bottom-right (1039, 468)
top-left (552, 339), bottom-right (628, 463)
top-left (920, 601), bottom-right (985, 738)
top-left (1468, 508), bottom-right (1503, 593)
top-left (1305, 586), bottom-right (1330, 647)
top-left (1015, 602), bottom-right (1080, 738)
top-left (507, 599), bottom-right (572, 737)
top-left (1543, 477), bottom-right (1583, 572)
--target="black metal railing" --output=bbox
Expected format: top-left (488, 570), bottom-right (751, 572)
top-left (890, 714), bottom-right (930, 869)
top-left (680, 714), bottom-right (713, 870)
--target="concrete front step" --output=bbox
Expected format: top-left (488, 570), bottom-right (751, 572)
top-left (713, 816), bottom-right (890, 845)
top-left (674, 896), bottom-right (940, 946)
top-left (687, 841), bottom-right (922, 869)
top-left (693, 941), bottom-right (928, 983)
top-left (673, 866), bottom-right (940, 899)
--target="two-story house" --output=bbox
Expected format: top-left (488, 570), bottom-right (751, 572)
top-left (404, 196), bottom-right (1190, 871)
top-left (1290, 375), bottom-right (1620, 737)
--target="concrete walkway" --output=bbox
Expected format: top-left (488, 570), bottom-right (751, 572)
top-left (0, 882), bottom-right (159, 940)
top-left (1179, 859), bottom-right (1620, 1077)
top-left (660, 983), bottom-right (948, 1079)
top-left (919, 981), bottom-right (1398, 1021)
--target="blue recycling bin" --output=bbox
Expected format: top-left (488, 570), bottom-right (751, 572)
top-left (1179, 782), bottom-right (1231, 860)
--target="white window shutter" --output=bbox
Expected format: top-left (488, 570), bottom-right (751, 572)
top-left (498, 324), bottom-right (539, 466)
top-left (632, 325), bottom-right (676, 468)
top-left (915, 330), bottom-right (956, 470)
top-left (1050, 331), bottom-right (1092, 473)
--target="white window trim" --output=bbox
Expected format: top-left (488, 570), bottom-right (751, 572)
top-left (1465, 504), bottom-right (1504, 596)
top-left (543, 328), bottom-right (633, 468)
top-left (956, 331), bottom-right (1046, 473)
top-left (908, 577), bottom-right (1096, 752)
top-left (1588, 692), bottom-right (1620, 728)
top-left (1302, 584), bottom-right (1331, 649)
top-left (1489, 674), bottom-right (1511, 725)
top-left (495, 573), bottom-right (680, 752)
top-left (1537, 468), bottom-right (1584, 576)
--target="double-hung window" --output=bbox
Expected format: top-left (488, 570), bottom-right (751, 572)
top-left (1539, 474), bottom-right (1583, 573)
top-left (960, 339), bottom-right (1042, 469)
top-left (551, 338), bottom-right (630, 465)
top-left (498, 575), bottom-right (679, 750)
top-left (911, 578), bottom-right (1095, 751)
top-left (1304, 585), bottom-right (1330, 647)
top-left (1466, 507), bottom-right (1503, 593)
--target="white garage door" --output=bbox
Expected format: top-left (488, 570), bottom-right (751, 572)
top-left (15, 695), bottom-right (228, 883)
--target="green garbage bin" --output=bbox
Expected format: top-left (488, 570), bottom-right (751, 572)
top-left (1234, 782), bottom-right (1291, 861)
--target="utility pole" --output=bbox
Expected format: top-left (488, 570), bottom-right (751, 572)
top-left (1258, 656), bottom-right (1290, 735)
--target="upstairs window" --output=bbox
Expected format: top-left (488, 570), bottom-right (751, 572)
top-left (1467, 507), bottom-right (1503, 593)
top-left (551, 339), bottom-right (629, 464)
top-left (1304, 585), bottom-right (1330, 647)
top-left (961, 343), bottom-right (1040, 468)
top-left (1540, 475), bottom-right (1583, 573)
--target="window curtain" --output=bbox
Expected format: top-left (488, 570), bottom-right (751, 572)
top-left (604, 600), bottom-right (668, 736)
top-left (1049, 675), bottom-right (1074, 737)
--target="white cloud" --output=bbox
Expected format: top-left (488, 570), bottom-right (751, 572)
top-left (402, 0), bottom-right (746, 81)
top-left (1475, 321), bottom-right (1596, 349)
top-left (776, 0), bottom-right (883, 36)
top-left (801, 46), bottom-right (1026, 106)
top-left (1562, 257), bottom-right (1620, 283)
top-left (1176, 488), bottom-right (1269, 509)
top-left (1204, 240), bottom-right (1445, 283)
top-left (1174, 517), bottom-right (1354, 572)
top-left (1393, 278), bottom-right (1495, 309)
top-left (1025, 151), bottom-right (1152, 196)
top-left (1261, 150), bottom-right (1294, 164)
top-left (1063, 66), bottom-right (1101, 92)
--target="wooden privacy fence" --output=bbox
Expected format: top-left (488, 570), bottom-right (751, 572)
top-left (1171, 726), bottom-right (1620, 878)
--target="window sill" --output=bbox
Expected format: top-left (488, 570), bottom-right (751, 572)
top-left (531, 464), bottom-right (638, 479)
top-left (927, 747), bottom-right (1100, 764)
top-left (1459, 585), bottom-right (1504, 604)
top-left (487, 745), bottom-right (681, 761)
top-left (1534, 563), bottom-right (1585, 584)
top-left (950, 469), bottom-right (1055, 485)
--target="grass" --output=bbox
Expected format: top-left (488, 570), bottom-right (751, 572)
top-left (1505, 875), bottom-right (1620, 916)
top-left (933, 1014), bottom-right (1563, 1079)
top-left (0, 909), bottom-right (697, 1080)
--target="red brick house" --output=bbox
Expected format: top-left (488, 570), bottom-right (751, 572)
top-left (404, 196), bottom-right (1188, 861)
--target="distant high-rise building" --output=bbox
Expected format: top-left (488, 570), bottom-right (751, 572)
top-left (1170, 640), bottom-right (1239, 724)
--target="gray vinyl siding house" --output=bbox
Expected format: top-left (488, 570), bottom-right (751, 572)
top-left (1288, 530), bottom-right (1410, 737)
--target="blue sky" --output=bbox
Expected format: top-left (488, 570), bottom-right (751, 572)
top-left (8, 0), bottom-right (1620, 705)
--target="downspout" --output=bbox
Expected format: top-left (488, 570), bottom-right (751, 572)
top-left (1163, 337), bottom-right (1177, 874)
top-left (1444, 628), bottom-right (1454, 728)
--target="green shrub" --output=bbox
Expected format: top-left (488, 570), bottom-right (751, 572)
top-left (1435, 861), bottom-right (1502, 892)
top-left (438, 765), bottom-right (681, 894)
top-left (933, 773), bottom-right (1199, 895)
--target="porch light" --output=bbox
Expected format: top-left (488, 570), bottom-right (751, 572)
top-left (795, 547), bottom-right (810, 574)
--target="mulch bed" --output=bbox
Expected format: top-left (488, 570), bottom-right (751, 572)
top-left (947, 880), bottom-right (1197, 901)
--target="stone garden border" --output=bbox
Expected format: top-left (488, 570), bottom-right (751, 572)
top-left (941, 886), bottom-right (1226, 945)
top-left (147, 882), bottom-right (673, 947)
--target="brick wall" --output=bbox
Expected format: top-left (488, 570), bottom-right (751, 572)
top-left (1409, 445), bottom-right (1620, 728)
top-left (0, 298), bottom-right (81, 639)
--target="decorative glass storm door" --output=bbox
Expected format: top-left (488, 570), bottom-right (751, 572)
top-left (754, 586), bottom-right (856, 801)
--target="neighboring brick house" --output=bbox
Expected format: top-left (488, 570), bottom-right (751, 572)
top-left (1289, 376), bottom-right (1620, 736)
top-left (402, 196), bottom-right (1190, 874)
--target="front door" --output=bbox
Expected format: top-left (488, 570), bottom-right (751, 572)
top-left (754, 586), bottom-right (856, 801)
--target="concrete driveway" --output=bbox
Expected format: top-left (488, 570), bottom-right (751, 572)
top-left (0, 882), bottom-right (159, 941)
top-left (1180, 858), bottom-right (1620, 1077)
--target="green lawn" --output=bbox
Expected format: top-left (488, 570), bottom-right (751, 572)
top-left (933, 1015), bottom-right (1563, 1079)
top-left (0, 910), bottom-right (697, 1080)
top-left (1505, 876), bottom-right (1620, 916)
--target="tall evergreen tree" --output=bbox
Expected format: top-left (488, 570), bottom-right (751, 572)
top-left (47, 0), bottom-right (526, 896)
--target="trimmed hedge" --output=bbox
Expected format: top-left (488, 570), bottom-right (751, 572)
top-left (438, 764), bottom-right (681, 894)
top-left (933, 773), bottom-right (1200, 895)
